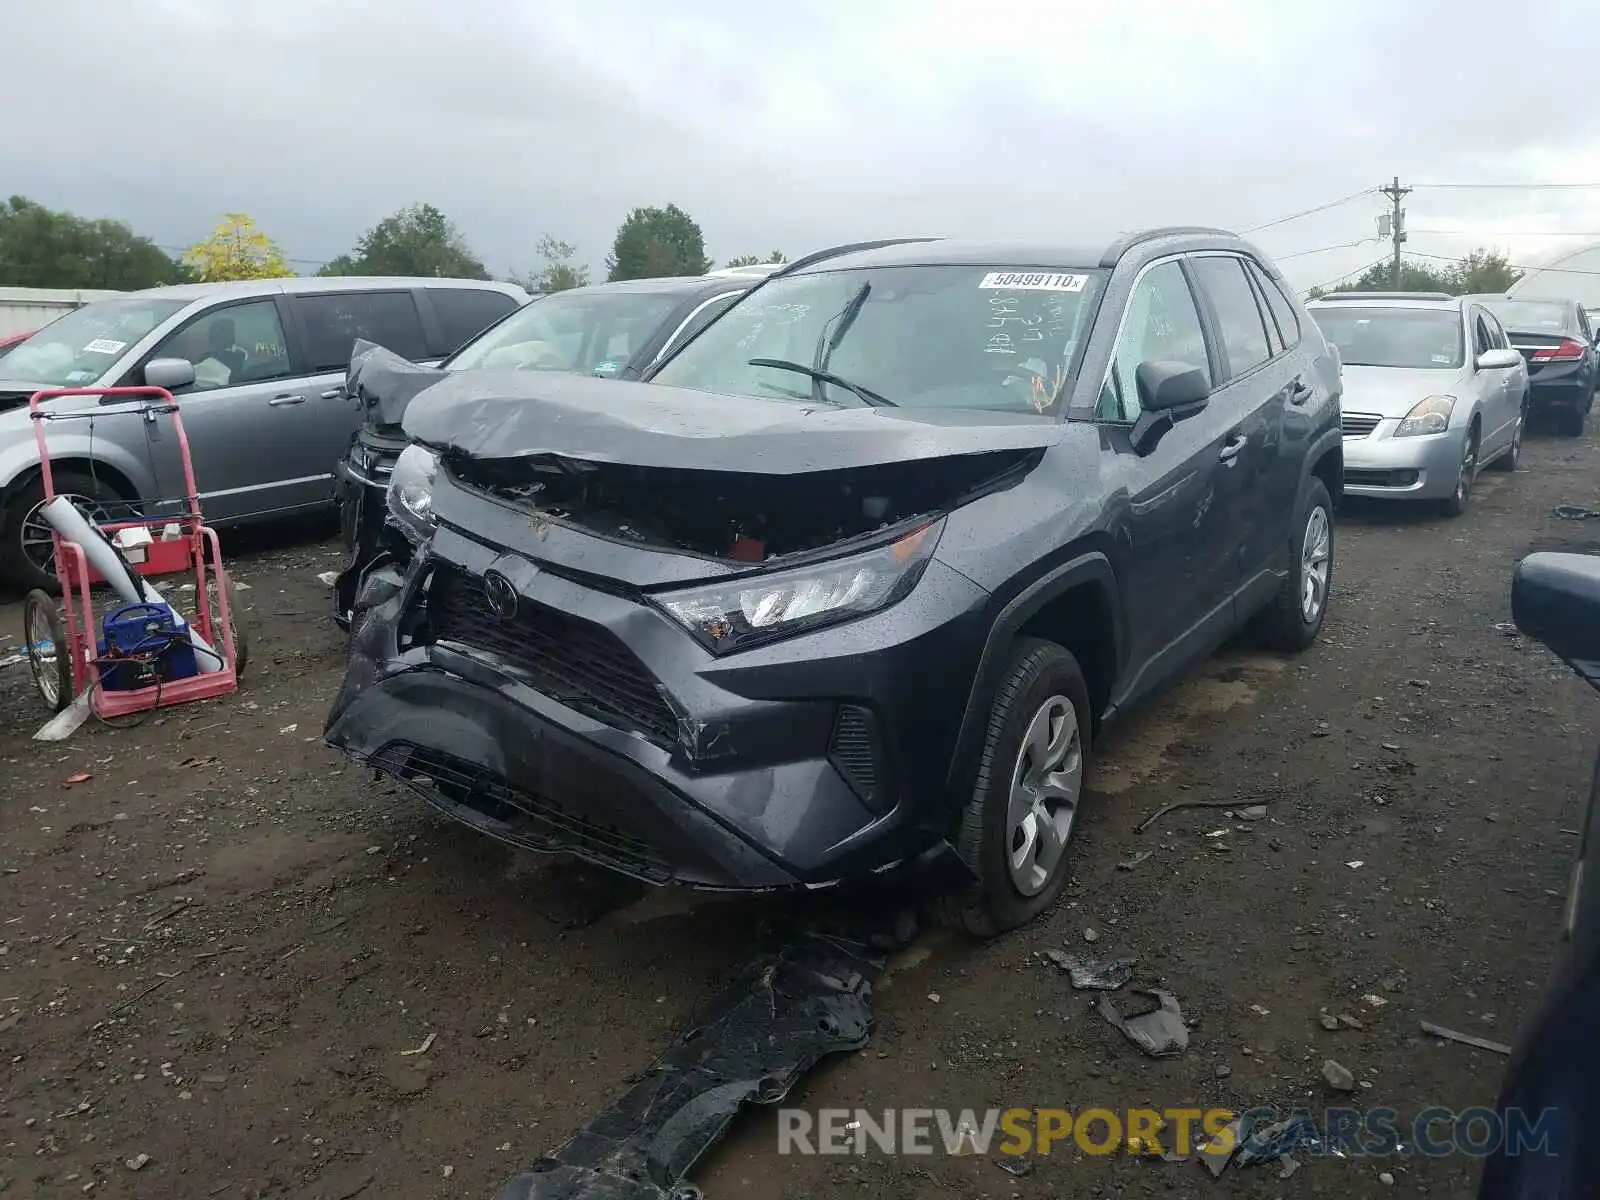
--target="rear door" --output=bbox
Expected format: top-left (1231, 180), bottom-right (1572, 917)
top-left (1188, 253), bottom-right (1292, 595)
top-left (1096, 257), bottom-right (1238, 704)
top-left (284, 289), bottom-right (433, 509)
top-left (125, 296), bottom-right (311, 522)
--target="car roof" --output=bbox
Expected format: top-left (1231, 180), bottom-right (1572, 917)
top-left (1307, 293), bottom-right (1464, 312)
top-left (550, 276), bottom-right (752, 299)
top-left (785, 229), bottom-right (1254, 275)
top-left (121, 277), bottom-right (529, 302)
top-left (1466, 293), bottom-right (1574, 308)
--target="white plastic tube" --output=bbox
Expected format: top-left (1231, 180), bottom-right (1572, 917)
top-left (37, 497), bottom-right (223, 674)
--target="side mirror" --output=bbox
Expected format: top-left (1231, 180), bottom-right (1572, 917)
top-left (144, 358), bottom-right (196, 391)
top-left (1137, 361), bottom-right (1210, 411)
top-left (1513, 553), bottom-right (1600, 681)
top-left (1476, 348), bottom-right (1522, 371)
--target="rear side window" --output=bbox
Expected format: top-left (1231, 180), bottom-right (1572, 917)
top-left (432, 288), bottom-right (519, 354)
top-left (1191, 256), bottom-right (1272, 379)
top-left (1249, 262), bottom-right (1301, 347)
top-left (295, 291), bottom-right (429, 371)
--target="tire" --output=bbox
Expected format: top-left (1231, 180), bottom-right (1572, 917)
top-left (932, 638), bottom-right (1091, 938)
top-left (1438, 424), bottom-right (1479, 518)
top-left (1487, 395), bottom-right (1526, 472)
top-left (203, 577), bottom-right (249, 679)
top-left (23, 588), bottom-right (73, 713)
top-left (1559, 405), bottom-right (1587, 438)
top-left (1, 469), bottom-right (131, 593)
top-left (1258, 476), bottom-right (1335, 652)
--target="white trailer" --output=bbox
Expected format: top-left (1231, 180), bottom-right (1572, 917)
top-left (0, 286), bottom-right (125, 338)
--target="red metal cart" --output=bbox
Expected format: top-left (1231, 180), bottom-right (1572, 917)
top-left (23, 386), bottom-right (247, 720)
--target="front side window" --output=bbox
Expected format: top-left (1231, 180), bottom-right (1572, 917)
top-left (1191, 255), bottom-right (1272, 378)
top-left (1310, 307), bottom-right (1465, 369)
top-left (2, 298), bottom-right (187, 387)
top-left (446, 289), bottom-right (681, 376)
top-left (297, 291), bottom-right (429, 371)
top-left (1474, 314), bottom-right (1494, 357)
top-left (1097, 260), bottom-right (1209, 422)
top-left (151, 300), bottom-right (291, 392)
top-left (652, 265), bottom-right (1104, 413)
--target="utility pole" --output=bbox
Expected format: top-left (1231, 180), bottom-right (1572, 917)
top-left (1380, 176), bottom-right (1410, 288)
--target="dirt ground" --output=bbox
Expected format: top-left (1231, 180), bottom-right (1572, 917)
top-left (3, 426), bottom-right (1599, 1200)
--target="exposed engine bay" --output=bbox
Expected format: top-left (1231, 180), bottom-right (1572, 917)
top-left (446, 448), bottom-right (1039, 562)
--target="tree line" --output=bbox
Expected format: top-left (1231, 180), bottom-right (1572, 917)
top-left (1307, 249), bottom-right (1524, 298)
top-left (0, 195), bottom-right (786, 293)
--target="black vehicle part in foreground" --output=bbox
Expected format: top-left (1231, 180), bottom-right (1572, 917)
top-left (1479, 552), bottom-right (1600, 1198)
top-left (496, 933), bottom-right (880, 1200)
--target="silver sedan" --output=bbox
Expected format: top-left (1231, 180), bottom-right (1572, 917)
top-left (1307, 293), bottom-right (1529, 516)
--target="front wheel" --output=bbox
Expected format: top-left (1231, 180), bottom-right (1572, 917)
top-left (1, 469), bottom-right (130, 593)
top-left (932, 638), bottom-right (1091, 937)
top-left (23, 589), bottom-right (74, 713)
top-left (1488, 397), bottom-right (1526, 472)
top-left (1258, 477), bottom-right (1334, 652)
top-left (1438, 426), bottom-right (1479, 517)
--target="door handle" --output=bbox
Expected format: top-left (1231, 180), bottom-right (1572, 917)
top-left (320, 387), bottom-right (346, 399)
top-left (1288, 379), bottom-right (1314, 406)
top-left (269, 393), bottom-right (307, 407)
top-left (1218, 434), bottom-right (1246, 465)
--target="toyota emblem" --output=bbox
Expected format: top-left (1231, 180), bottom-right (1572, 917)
top-left (482, 570), bottom-right (518, 620)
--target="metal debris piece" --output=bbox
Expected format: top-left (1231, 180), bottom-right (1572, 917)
top-left (1046, 953), bottom-right (1136, 991)
top-left (1117, 850), bottom-right (1153, 871)
top-left (1236, 1111), bottom-right (1324, 1168)
top-left (1361, 993), bottom-right (1388, 1009)
top-left (399, 1031), bottom-right (437, 1057)
top-left (497, 934), bottom-right (879, 1200)
top-left (1239, 805), bottom-right (1269, 820)
top-left (1196, 1118), bottom-right (1241, 1178)
top-left (1420, 1021), bottom-right (1511, 1055)
top-left (1553, 504), bottom-right (1600, 520)
top-left (1097, 989), bottom-right (1188, 1058)
top-left (994, 1152), bottom-right (1034, 1177)
top-left (1134, 796), bottom-right (1241, 834)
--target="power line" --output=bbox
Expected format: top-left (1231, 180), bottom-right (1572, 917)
top-left (1412, 182), bottom-right (1600, 190)
top-left (1275, 238), bottom-right (1382, 260)
top-left (1239, 188), bottom-right (1379, 235)
top-left (1410, 229), bottom-right (1600, 237)
top-left (1300, 255), bottom-right (1392, 297)
top-left (1405, 250), bottom-right (1600, 278)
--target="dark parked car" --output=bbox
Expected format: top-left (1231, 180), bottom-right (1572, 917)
top-left (331, 276), bottom-right (754, 627)
top-left (1480, 552), bottom-right (1600, 1196)
top-left (1469, 294), bottom-right (1598, 437)
top-left (325, 231), bottom-right (1343, 934)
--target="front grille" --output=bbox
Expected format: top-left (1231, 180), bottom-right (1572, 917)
top-left (427, 564), bottom-right (679, 747)
top-left (370, 741), bottom-right (672, 882)
top-left (1342, 413), bottom-right (1382, 439)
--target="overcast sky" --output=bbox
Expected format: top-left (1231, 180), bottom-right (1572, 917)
top-left (8, 0), bottom-right (1600, 291)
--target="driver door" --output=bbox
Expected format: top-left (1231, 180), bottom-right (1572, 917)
top-left (128, 297), bottom-right (312, 522)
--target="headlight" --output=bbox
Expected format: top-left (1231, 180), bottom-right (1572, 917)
top-left (655, 520), bottom-right (944, 655)
top-left (1394, 395), bottom-right (1455, 438)
top-left (386, 444), bottom-right (439, 545)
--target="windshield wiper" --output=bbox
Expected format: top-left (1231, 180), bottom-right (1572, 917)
top-left (746, 359), bottom-right (897, 408)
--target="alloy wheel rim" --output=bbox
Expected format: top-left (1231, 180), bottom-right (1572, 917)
top-left (1456, 438), bottom-right (1476, 504)
top-left (20, 494), bottom-right (116, 573)
top-left (1301, 505), bottom-right (1331, 623)
top-left (1005, 694), bottom-right (1082, 896)
top-left (26, 601), bottom-right (60, 707)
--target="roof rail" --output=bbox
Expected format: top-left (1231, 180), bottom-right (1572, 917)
top-left (1313, 291), bottom-right (1456, 303)
top-left (1099, 227), bottom-right (1236, 267)
top-left (769, 238), bottom-right (944, 280)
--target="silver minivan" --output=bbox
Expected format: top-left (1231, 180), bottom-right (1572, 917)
top-left (0, 276), bottom-right (527, 587)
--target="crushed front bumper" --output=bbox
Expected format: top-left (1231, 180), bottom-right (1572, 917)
top-left (1339, 417), bottom-right (1467, 501)
top-left (324, 529), bottom-right (991, 891)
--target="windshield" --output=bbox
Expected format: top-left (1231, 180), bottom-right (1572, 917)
top-left (1310, 307), bottom-right (1464, 369)
top-left (1, 298), bottom-right (187, 387)
top-left (1480, 299), bottom-right (1574, 336)
top-left (651, 265), bottom-right (1104, 412)
top-left (443, 289), bottom-right (681, 376)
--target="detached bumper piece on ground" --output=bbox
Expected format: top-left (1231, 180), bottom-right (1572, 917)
top-left (496, 934), bottom-right (879, 1200)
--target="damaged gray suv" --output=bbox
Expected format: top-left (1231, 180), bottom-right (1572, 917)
top-left (325, 232), bottom-right (1343, 935)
